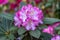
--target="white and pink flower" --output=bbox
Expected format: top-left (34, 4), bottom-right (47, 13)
top-left (51, 35), bottom-right (60, 40)
top-left (14, 4), bottom-right (44, 30)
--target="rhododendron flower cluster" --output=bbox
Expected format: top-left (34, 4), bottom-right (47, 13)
top-left (51, 35), bottom-right (60, 40)
top-left (14, 4), bottom-right (44, 30)
top-left (0, 0), bottom-right (8, 5)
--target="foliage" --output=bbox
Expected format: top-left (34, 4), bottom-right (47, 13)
top-left (0, 0), bottom-right (60, 40)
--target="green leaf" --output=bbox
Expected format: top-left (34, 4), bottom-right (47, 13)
top-left (0, 17), bottom-right (14, 40)
top-left (43, 18), bottom-right (60, 24)
top-left (0, 26), bottom-right (5, 33)
top-left (10, 26), bottom-right (18, 33)
top-left (38, 25), bottom-right (47, 30)
top-left (20, 35), bottom-right (25, 39)
top-left (0, 26), bottom-right (6, 34)
top-left (47, 0), bottom-right (54, 3)
top-left (0, 13), bottom-right (13, 21)
top-left (45, 3), bottom-right (52, 8)
top-left (18, 27), bottom-right (26, 35)
top-left (58, 31), bottom-right (60, 34)
top-left (0, 34), bottom-right (5, 38)
top-left (41, 33), bottom-right (52, 40)
top-left (17, 35), bottom-right (25, 40)
top-left (8, 34), bottom-right (15, 40)
top-left (0, 32), bottom-right (4, 34)
top-left (55, 25), bottom-right (60, 30)
top-left (0, 7), bottom-right (3, 12)
top-left (0, 17), bottom-right (13, 31)
top-left (20, 2), bottom-right (26, 9)
top-left (29, 30), bottom-right (41, 38)
top-left (0, 37), bottom-right (6, 40)
top-left (31, 1), bottom-right (35, 6)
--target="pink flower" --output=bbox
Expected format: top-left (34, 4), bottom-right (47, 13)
top-left (35, 0), bottom-right (42, 4)
top-left (51, 35), bottom-right (60, 40)
top-left (52, 22), bottom-right (60, 28)
top-left (10, 3), bottom-right (19, 10)
top-left (43, 22), bottom-right (60, 35)
top-left (10, 0), bottom-right (21, 10)
top-left (10, 3), bottom-right (17, 10)
top-left (0, 0), bottom-right (8, 5)
top-left (14, 4), bottom-right (44, 30)
top-left (15, 0), bottom-right (21, 4)
top-left (43, 25), bottom-right (54, 35)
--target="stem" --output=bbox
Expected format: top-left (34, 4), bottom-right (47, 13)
top-left (31, 36), bottom-right (33, 40)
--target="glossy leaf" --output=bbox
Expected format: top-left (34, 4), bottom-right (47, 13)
top-left (58, 31), bottom-right (60, 34)
top-left (0, 13), bottom-right (13, 21)
top-left (0, 37), bottom-right (6, 40)
top-left (29, 30), bottom-right (41, 38)
top-left (10, 26), bottom-right (18, 33)
top-left (47, 0), bottom-right (54, 3)
top-left (41, 33), bottom-right (52, 40)
top-left (43, 18), bottom-right (60, 24)
top-left (55, 25), bottom-right (60, 30)
top-left (45, 3), bottom-right (52, 8)
top-left (8, 34), bottom-right (15, 40)
top-left (18, 27), bottom-right (26, 35)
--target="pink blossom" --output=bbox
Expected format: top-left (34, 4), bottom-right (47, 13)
top-left (51, 35), bottom-right (60, 40)
top-left (52, 22), bottom-right (60, 28)
top-left (0, 0), bottom-right (8, 5)
top-left (43, 22), bottom-right (60, 35)
top-left (35, 0), bottom-right (42, 4)
top-left (43, 25), bottom-right (54, 35)
top-left (14, 4), bottom-right (44, 30)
